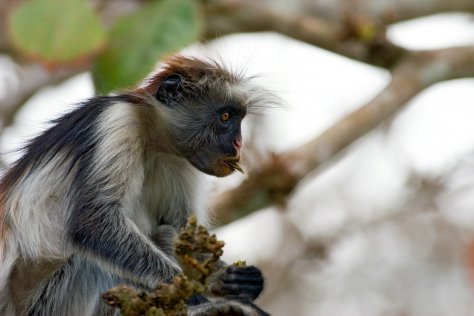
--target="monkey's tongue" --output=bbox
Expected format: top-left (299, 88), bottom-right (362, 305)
top-left (228, 161), bottom-right (244, 174)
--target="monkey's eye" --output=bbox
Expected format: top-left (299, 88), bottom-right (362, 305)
top-left (220, 112), bottom-right (231, 124)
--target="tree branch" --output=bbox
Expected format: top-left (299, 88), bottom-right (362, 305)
top-left (212, 45), bottom-right (474, 225)
top-left (201, 0), bottom-right (407, 68)
top-left (296, 0), bottom-right (474, 24)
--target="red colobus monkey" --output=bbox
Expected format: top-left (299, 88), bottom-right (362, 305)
top-left (0, 55), bottom-right (270, 316)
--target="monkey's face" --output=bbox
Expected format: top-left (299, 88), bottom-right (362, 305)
top-left (155, 73), bottom-right (247, 177)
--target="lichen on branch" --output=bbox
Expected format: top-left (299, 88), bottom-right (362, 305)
top-left (102, 216), bottom-right (232, 316)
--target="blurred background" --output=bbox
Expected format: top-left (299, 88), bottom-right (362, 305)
top-left (1, 0), bottom-right (474, 315)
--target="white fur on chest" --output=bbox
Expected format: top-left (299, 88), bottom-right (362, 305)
top-left (124, 153), bottom-right (208, 235)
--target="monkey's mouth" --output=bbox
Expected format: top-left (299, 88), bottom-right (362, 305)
top-left (222, 153), bottom-right (244, 174)
top-left (225, 159), bottom-right (244, 174)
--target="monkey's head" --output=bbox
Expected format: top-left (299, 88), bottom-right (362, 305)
top-left (143, 55), bottom-right (267, 177)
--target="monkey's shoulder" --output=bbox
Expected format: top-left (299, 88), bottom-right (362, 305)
top-left (2, 95), bottom-right (144, 180)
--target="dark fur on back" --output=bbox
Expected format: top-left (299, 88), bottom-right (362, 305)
top-left (0, 95), bottom-right (144, 194)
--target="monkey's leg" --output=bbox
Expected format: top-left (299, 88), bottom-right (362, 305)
top-left (24, 255), bottom-right (119, 316)
top-left (188, 297), bottom-right (270, 316)
top-left (0, 236), bottom-right (19, 315)
top-left (24, 225), bottom-right (182, 316)
top-left (187, 265), bottom-right (268, 316)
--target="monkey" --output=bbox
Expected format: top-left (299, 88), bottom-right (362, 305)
top-left (0, 55), bottom-right (271, 316)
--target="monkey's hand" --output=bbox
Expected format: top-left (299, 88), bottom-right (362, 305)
top-left (210, 265), bottom-right (264, 301)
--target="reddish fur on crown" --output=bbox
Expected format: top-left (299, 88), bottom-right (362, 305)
top-left (142, 55), bottom-right (241, 96)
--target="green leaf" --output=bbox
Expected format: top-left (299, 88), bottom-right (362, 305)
top-left (92, 0), bottom-right (202, 94)
top-left (8, 0), bottom-right (106, 64)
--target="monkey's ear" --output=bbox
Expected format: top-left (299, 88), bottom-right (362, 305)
top-left (156, 74), bottom-right (183, 105)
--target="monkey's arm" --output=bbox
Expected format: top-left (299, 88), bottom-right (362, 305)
top-left (67, 146), bottom-right (181, 289)
top-left (188, 298), bottom-right (270, 316)
top-left (69, 205), bottom-right (180, 288)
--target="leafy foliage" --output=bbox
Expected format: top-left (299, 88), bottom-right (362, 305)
top-left (8, 0), bottom-right (106, 64)
top-left (92, 0), bottom-right (203, 94)
top-left (7, 0), bottom-right (202, 94)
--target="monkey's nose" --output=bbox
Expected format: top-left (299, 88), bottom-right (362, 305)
top-left (233, 137), bottom-right (242, 150)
